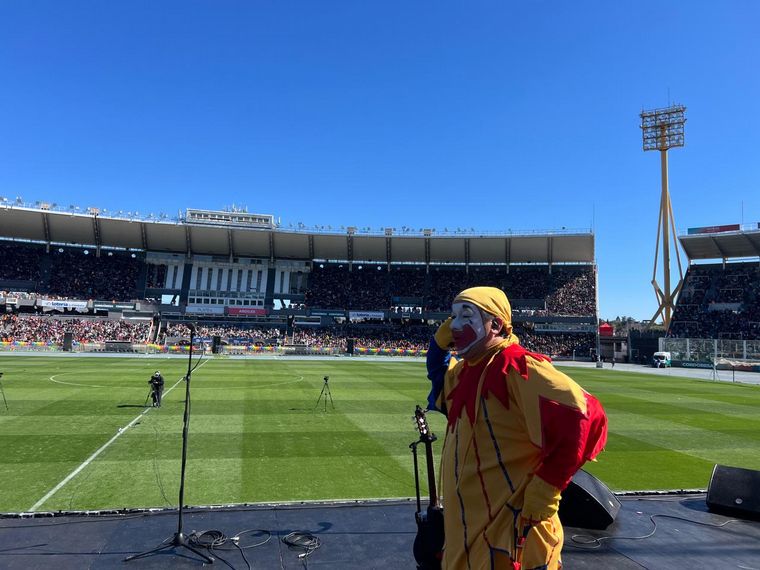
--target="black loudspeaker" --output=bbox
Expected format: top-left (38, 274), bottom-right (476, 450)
top-left (63, 332), bottom-right (73, 352)
top-left (212, 336), bottom-right (222, 354)
top-left (558, 469), bottom-right (620, 530)
top-left (707, 464), bottom-right (760, 520)
top-left (346, 338), bottom-right (355, 355)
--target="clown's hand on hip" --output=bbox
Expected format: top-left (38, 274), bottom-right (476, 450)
top-left (434, 316), bottom-right (454, 350)
top-left (515, 476), bottom-right (562, 563)
top-left (520, 475), bottom-right (562, 528)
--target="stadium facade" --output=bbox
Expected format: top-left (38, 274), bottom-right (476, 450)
top-left (0, 204), bottom-right (593, 304)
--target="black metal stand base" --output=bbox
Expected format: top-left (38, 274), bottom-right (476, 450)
top-left (125, 531), bottom-right (214, 564)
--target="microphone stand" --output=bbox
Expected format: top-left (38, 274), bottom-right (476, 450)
top-left (126, 325), bottom-right (213, 564)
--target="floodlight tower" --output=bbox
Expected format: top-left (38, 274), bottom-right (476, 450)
top-left (640, 104), bottom-right (686, 330)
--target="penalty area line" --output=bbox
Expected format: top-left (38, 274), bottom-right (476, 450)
top-left (29, 359), bottom-right (210, 512)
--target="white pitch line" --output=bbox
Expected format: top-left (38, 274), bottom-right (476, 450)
top-left (29, 359), bottom-right (210, 512)
top-left (49, 373), bottom-right (110, 389)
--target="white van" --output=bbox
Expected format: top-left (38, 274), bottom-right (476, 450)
top-left (652, 352), bottom-right (672, 368)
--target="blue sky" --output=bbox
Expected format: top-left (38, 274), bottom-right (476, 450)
top-left (1, 1), bottom-right (758, 320)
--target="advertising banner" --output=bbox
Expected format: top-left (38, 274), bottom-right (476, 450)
top-left (672, 360), bottom-right (713, 369)
top-left (348, 310), bottom-right (384, 320)
top-left (535, 323), bottom-right (596, 333)
top-left (310, 310), bottom-right (345, 317)
top-left (687, 224), bottom-right (740, 235)
top-left (185, 305), bottom-right (225, 315)
top-left (38, 299), bottom-right (88, 310)
top-left (94, 301), bottom-right (136, 310)
top-left (226, 307), bottom-right (267, 316)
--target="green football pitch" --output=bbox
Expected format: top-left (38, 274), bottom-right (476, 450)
top-left (1, 355), bottom-right (759, 513)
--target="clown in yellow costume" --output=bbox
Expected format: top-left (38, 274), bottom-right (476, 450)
top-left (426, 287), bottom-right (607, 570)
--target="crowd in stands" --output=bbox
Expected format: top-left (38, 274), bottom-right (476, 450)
top-left (669, 263), bottom-right (760, 340)
top-left (48, 249), bottom-right (142, 300)
top-left (0, 241), bottom-right (142, 301)
top-left (0, 241), bottom-right (42, 282)
top-left (292, 326), bottom-right (429, 351)
top-left (0, 314), bottom-right (150, 343)
top-left (0, 290), bottom-right (37, 300)
top-left (146, 263), bottom-right (168, 289)
top-left (292, 328), bottom-right (347, 349)
top-left (305, 263), bottom-right (596, 317)
top-left (516, 330), bottom-right (596, 358)
top-left (290, 324), bottom-right (594, 356)
top-left (0, 312), bottom-right (595, 357)
top-left (160, 323), bottom-right (283, 345)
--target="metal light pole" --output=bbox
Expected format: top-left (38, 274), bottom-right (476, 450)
top-left (640, 104), bottom-right (686, 330)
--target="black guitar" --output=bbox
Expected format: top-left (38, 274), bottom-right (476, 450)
top-left (411, 405), bottom-right (444, 569)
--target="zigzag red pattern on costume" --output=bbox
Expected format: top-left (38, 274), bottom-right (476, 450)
top-left (501, 343), bottom-right (553, 381)
top-left (446, 344), bottom-right (552, 429)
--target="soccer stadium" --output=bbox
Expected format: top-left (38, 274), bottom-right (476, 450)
top-left (1, 201), bottom-right (760, 568)
top-left (3, 3), bottom-right (760, 568)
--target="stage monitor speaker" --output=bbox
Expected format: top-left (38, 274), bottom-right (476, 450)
top-left (346, 338), bottom-right (355, 355)
top-left (707, 464), bottom-right (760, 520)
top-left (63, 332), bottom-right (73, 352)
top-left (558, 469), bottom-right (620, 530)
top-left (212, 336), bottom-right (222, 354)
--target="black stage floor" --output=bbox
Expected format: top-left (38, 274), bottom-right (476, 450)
top-left (1, 494), bottom-right (759, 569)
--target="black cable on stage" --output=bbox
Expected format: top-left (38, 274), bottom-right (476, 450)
top-left (188, 530), bottom-right (236, 568)
top-left (282, 531), bottom-right (321, 564)
top-left (568, 513), bottom-right (748, 549)
top-left (232, 528), bottom-right (272, 550)
top-left (185, 527), bottom-right (272, 570)
top-left (0, 521), bottom-right (270, 567)
top-left (0, 513), bottom-right (147, 530)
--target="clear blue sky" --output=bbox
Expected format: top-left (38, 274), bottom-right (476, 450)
top-left (1, 1), bottom-right (758, 320)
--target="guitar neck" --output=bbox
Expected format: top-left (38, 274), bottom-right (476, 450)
top-left (423, 438), bottom-right (439, 507)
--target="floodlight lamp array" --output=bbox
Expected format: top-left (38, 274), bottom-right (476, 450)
top-left (640, 105), bottom-right (686, 151)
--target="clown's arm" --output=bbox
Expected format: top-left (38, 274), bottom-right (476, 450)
top-left (510, 357), bottom-right (608, 523)
top-left (426, 317), bottom-right (455, 414)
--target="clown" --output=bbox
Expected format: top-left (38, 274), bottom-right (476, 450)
top-left (426, 287), bottom-right (607, 569)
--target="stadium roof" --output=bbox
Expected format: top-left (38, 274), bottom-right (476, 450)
top-left (0, 205), bottom-right (594, 264)
top-left (678, 224), bottom-right (760, 261)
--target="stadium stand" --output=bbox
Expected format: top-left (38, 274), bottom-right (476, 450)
top-left (306, 262), bottom-right (595, 316)
top-left (47, 248), bottom-right (142, 300)
top-left (668, 262), bottom-right (760, 340)
top-left (160, 323), bottom-right (283, 346)
top-left (0, 243), bottom-right (142, 301)
top-left (0, 207), bottom-right (598, 357)
top-left (1, 314), bottom-right (150, 344)
top-left (0, 241), bottom-right (42, 282)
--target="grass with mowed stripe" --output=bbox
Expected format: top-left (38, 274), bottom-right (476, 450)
top-left (1, 355), bottom-right (759, 512)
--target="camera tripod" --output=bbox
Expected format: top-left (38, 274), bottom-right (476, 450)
top-left (313, 376), bottom-right (334, 412)
top-left (0, 372), bottom-right (7, 411)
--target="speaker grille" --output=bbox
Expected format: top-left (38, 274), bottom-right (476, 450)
top-left (558, 469), bottom-right (620, 530)
top-left (707, 464), bottom-right (760, 520)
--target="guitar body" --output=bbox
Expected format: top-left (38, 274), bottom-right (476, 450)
top-left (413, 505), bottom-right (444, 569)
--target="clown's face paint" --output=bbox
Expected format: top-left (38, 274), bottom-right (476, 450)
top-left (450, 302), bottom-right (487, 355)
